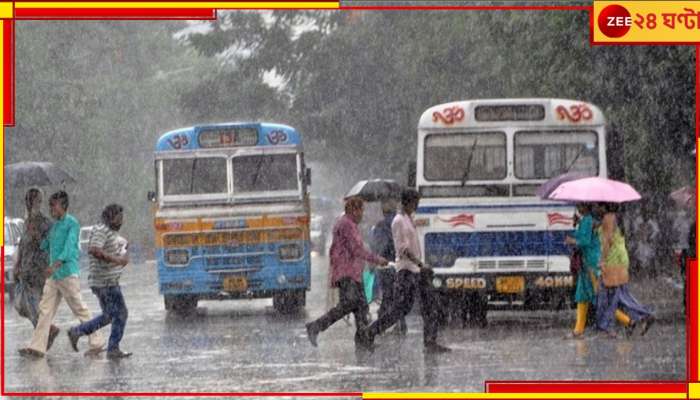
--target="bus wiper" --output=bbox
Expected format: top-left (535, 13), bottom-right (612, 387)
top-left (251, 155), bottom-right (265, 186)
top-left (189, 158), bottom-right (197, 194)
top-left (563, 145), bottom-right (585, 173)
top-left (460, 138), bottom-right (478, 187)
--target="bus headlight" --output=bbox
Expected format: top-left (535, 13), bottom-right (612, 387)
top-left (432, 277), bottom-right (443, 288)
top-left (277, 274), bottom-right (288, 285)
top-left (278, 244), bottom-right (302, 261)
top-left (165, 249), bottom-right (189, 266)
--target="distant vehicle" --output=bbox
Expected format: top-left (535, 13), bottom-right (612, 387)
top-left (150, 122), bottom-right (312, 314)
top-left (413, 98), bottom-right (613, 325)
top-left (4, 217), bottom-right (25, 302)
top-left (310, 215), bottom-right (326, 254)
top-left (79, 225), bottom-right (94, 255)
top-left (310, 196), bottom-right (337, 255)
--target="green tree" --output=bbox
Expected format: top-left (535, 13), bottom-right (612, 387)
top-left (8, 21), bottom-right (206, 247)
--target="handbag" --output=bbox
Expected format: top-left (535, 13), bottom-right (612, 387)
top-left (601, 263), bottom-right (629, 287)
top-left (569, 248), bottom-right (583, 275)
top-left (13, 281), bottom-right (34, 319)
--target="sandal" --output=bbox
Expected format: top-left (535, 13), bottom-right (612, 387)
top-left (564, 331), bottom-right (584, 340)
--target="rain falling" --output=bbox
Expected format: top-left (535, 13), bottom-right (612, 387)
top-left (2, 8), bottom-right (692, 396)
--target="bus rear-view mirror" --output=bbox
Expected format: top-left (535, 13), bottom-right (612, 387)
top-left (305, 168), bottom-right (312, 186)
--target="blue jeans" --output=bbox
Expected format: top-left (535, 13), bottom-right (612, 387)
top-left (596, 283), bottom-right (652, 332)
top-left (72, 286), bottom-right (128, 351)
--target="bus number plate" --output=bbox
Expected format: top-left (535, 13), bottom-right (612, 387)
top-left (223, 276), bottom-right (247, 292)
top-left (496, 276), bottom-right (524, 294)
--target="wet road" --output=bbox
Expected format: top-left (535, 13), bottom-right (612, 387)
top-left (2, 253), bottom-right (686, 395)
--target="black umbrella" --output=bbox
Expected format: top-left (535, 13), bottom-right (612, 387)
top-left (344, 179), bottom-right (402, 202)
top-left (536, 172), bottom-right (590, 199)
top-left (5, 161), bottom-right (76, 187)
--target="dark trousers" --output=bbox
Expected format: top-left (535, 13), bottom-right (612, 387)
top-left (377, 268), bottom-right (406, 332)
top-left (73, 286), bottom-right (128, 352)
top-left (367, 269), bottom-right (438, 346)
top-left (310, 278), bottom-right (368, 338)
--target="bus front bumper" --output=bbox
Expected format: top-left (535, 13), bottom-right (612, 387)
top-left (430, 272), bottom-right (576, 306)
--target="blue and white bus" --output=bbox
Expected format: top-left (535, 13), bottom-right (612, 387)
top-left (413, 99), bottom-right (609, 324)
top-left (150, 122), bottom-right (311, 313)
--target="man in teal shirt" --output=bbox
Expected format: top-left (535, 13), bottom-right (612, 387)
top-left (19, 191), bottom-right (104, 358)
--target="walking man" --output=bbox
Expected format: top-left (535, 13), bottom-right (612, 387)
top-left (370, 198), bottom-right (406, 335)
top-left (68, 204), bottom-right (132, 359)
top-left (305, 197), bottom-right (388, 347)
top-left (19, 191), bottom-right (104, 358)
top-left (360, 188), bottom-right (451, 354)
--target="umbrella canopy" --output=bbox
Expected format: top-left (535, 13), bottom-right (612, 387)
top-left (536, 172), bottom-right (591, 199)
top-left (670, 186), bottom-right (695, 209)
top-left (547, 177), bottom-right (641, 203)
top-left (5, 161), bottom-right (76, 188)
top-left (344, 179), bottom-right (402, 202)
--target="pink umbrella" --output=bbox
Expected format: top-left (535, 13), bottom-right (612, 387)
top-left (547, 177), bottom-right (641, 203)
top-left (670, 186), bottom-right (695, 209)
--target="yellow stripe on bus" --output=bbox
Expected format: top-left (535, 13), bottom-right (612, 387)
top-left (154, 216), bottom-right (309, 232)
top-left (156, 228), bottom-right (308, 247)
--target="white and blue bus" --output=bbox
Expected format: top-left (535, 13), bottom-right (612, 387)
top-left (413, 99), bottom-right (610, 324)
top-left (150, 122), bottom-right (312, 314)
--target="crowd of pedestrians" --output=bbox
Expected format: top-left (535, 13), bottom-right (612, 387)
top-left (10, 185), bottom-right (688, 359)
top-left (308, 188), bottom-right (451, 353)
top-left (307, 187), bottom-right (681, 353)
top-left (14, 189), bottom-right (132, 359)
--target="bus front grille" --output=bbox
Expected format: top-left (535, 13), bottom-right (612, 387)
top-left (425, 230), bottom-right (570, 268)
top-left (526, 259), bottom-right (546, 269)
top-left (498, 260), bottom-right (524, 269)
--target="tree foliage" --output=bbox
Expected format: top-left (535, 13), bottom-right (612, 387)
top-left (8, 21), bottom-right (204, 245)
top-left (7, 12), bottom-right (695, 249)
top-left (184, 10), bottom-right (694, 200)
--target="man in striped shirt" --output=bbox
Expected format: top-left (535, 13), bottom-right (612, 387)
top-left (68, 204), bottom-right (131, 359)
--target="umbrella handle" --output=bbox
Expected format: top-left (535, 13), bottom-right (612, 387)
top-left (376, 262), bottom-right (396, 270)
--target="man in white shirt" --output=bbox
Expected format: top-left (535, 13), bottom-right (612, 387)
top-left (359, 188), bottom-right (450, 354)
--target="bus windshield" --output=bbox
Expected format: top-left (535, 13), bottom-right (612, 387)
top-left (424, 132), bottom-right (507, 181)
top-left (514, 130), bottom-right (598, 179)
top-left (163, 157), bottom-right (228, 195)
top-left (233, 153), bottom-right (299, 193)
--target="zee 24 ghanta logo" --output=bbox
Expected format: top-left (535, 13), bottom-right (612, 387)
top-left (598, 4), bottom-right (633, 38)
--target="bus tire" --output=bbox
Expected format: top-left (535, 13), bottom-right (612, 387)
top-left (273, 290), bottom-right (305, 314)
top-left (164, 295), bottom-right (198, 314)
